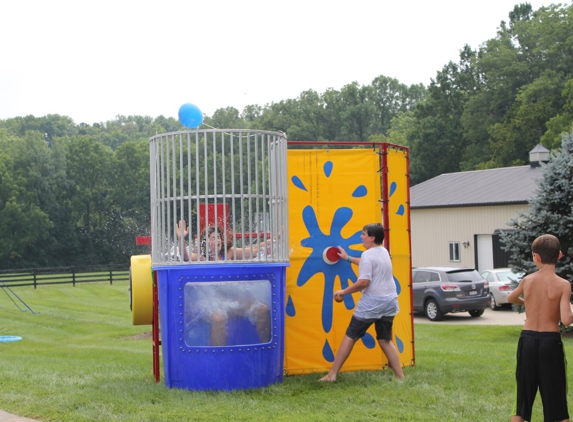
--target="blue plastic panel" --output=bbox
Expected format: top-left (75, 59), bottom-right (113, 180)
top-left (155, 263), bottom-right (286, 391)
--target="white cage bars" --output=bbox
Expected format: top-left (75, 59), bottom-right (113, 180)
top-left (150, 129), bottom-right (289, 265)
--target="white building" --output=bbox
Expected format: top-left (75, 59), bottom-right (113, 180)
top-left (410, 144), bottom-right (549, 271)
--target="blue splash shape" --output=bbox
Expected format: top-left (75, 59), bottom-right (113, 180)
top-left (396, 204), bottom-right (405, 216)
top-left (389, 181), bottom-right (397, 197)
top-left (395, 335), bottom-right (404, 353)
top-left (291, 176), bottom-right (307, 191)
top-left (297, 205), bottom-right (362, 333)
top-left (393, 276), bottom-right (401, 295)
top-left (286, 295), bottom-right (296, 317)
top-left (352, 185), bottom-right (367, 198)
top-left (362, 333), bottom-right (376, 349)
top-left (324, 161), bottom-right (333, 178)
top-left (322, 339), bottom-right (335, 362)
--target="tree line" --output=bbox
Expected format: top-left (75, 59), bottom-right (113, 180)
top-left (1, 2), bottom-right (572, 269)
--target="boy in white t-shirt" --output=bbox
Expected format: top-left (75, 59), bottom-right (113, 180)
top-left (319, 223), bottom-right (404, 381)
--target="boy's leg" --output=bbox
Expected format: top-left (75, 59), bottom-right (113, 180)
top-left (538, 332), bottom-right (569, 422)
top-left (374, 316), bottom-right (404, 379)
top-left (378, 339), bottom-right (404, 379)
top-left (318, 335), bottom-right (357, 382)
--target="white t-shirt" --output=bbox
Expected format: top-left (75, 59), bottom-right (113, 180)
top-left (354, 245), bottom-right (399, 319)
top-left (358, 246), bottom-right (395, 296)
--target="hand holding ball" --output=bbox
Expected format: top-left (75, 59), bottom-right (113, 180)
top-left (334, 293), bottom-right (344, 303)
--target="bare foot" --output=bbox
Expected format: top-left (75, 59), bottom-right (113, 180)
top-left (318, 374), bottom-right (337, 382)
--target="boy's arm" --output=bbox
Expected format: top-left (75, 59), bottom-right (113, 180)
top-left (559, 281), bottom-right (573, 326)
top-left (508, 279), bottom-right (525, 306)
top-left (334, 278), bottom-right (370, 301)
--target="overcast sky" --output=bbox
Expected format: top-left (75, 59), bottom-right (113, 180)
top-left (0, 0), bottom-right (559, 125)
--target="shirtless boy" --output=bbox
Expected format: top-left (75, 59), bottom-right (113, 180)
top-left (507, 234), bottom-right (573, 422)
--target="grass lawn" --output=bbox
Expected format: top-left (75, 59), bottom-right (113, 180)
top-left (0, 282), bottom-right (562, 421)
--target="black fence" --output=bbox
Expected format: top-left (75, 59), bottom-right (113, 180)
top-left (0, 264), bottom-right (130, 288)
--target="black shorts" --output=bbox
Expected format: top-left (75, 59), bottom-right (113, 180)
top-left (514, 330), bottom-right (569, 421)
top-left (346, 315), bottom-right (394, 341)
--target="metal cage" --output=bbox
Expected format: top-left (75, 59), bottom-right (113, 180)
top-left (150, 129), bottom-right (289, 265)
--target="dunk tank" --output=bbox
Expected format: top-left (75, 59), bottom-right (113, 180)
top-left (132, 129), bottom-right (289, 391)
top-left (131, 134), bottom-right (415, 390)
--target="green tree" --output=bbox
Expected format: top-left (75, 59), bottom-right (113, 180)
top-left (204, 107), bottom-right (246, 130)
top-left (501, 129), bottom-right (573, 282)
top-left (67, 136), bottom-right (116, 262)
top-left (409, 60), bottom-right (470, 184)
top-left (0, 131), bottom-right (52, 268)
top-left (369, 76), bottom-right (425, 137)
top-left (542, 78), bottom-right (573, 149)
top-left (339, 82), bottom-right (375, 142)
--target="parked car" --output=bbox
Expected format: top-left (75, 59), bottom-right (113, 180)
top-left (480, 268), bottom-right (524, 310)
top-left (412, 267), bottom-right (490, 321)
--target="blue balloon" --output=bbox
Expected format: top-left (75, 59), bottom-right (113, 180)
top-left (178, 103), bottom-right (203, 129)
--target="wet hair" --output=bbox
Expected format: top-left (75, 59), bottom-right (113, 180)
top-left (199, 226), bottom-right (233, 259)
top-left (363, 223), bottom-right (385, 245)
top-left (531, 234), bottom-right (561, 265)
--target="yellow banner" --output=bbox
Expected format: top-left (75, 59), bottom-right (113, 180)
top-left (285, 148), bottom-right (413, 375)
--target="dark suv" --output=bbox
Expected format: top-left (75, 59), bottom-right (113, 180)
top-left (412, 267), bottom-right (490, 321)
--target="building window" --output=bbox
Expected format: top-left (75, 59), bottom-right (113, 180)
top-left (449, 242), bottom-right (460, 262)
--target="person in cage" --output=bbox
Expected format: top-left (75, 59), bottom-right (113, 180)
top-left (176, 220), bottom-right (273, 261)
top-left (177, 220), bottom-right (273, 346)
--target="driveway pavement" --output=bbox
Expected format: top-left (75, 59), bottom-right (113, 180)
top-left (0, 410), bottom-right (38, 422)
top-left (414, 305), bottom-right (526, 325)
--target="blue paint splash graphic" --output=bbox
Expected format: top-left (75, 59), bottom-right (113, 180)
top-left (322, 339), bottom-right (335, 362)
top-left (389, 181), bottom-right (397, 197)
top-left (395, 335), bottom-right (404, 353)
top-left (324, 161), bottom-right (333, 178)
top-left (291, 176), bottom-right (307, 191)
top-left (362, 333), bottom-right (376, 349)
top-left (286, 295), bottom-right (296, 317)
top-left (393, 276), bottom-right (401, 295)
top-left (297, 205), bottom-right (362, 333)
top-left (352, 185), bottom-right (367, 197)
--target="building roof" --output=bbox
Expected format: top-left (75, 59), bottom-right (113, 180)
top-left (410, 165), bottom-right (543, 209)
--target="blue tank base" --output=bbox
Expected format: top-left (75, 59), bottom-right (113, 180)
top-left (155, 263), bottom-right (287, 391)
